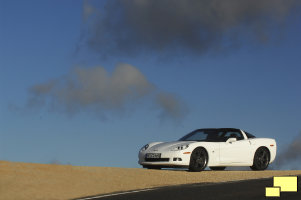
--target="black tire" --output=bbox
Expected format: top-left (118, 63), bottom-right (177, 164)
top-left (210, 167), bottom-right (226, 171)
top-left (250, 147), bottom-right (270, 171)
top-left (143, 165), bottom-right (162, 170)
top-left (189, 147), bottom-right (208, 172)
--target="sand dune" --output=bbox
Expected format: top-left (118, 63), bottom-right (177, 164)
top-left (0, 160), bottom-right (300, 200)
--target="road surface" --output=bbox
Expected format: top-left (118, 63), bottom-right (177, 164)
top-left (76, 175), bottom-right (300, 200)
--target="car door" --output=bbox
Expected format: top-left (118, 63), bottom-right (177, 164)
top-left (219, 131), bottom-right (252, 164)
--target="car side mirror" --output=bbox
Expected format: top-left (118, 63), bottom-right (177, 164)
top-left (226, 137), bottom-right (237, 143)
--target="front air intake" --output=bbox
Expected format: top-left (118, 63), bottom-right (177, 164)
top-left (145, 158), bottom-right (170, 162)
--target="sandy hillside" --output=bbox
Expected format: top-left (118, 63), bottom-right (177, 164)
top-left (0, 161), bottom-right (300, 200)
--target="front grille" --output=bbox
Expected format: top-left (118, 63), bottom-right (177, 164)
top-left (145, 158), bottom-right (170, 162)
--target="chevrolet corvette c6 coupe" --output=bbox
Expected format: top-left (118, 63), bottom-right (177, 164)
top-left (138, 128), bottom-right (276, 172)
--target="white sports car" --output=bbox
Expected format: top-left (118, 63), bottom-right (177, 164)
top-left (138, 128), bottom-right (276, 171)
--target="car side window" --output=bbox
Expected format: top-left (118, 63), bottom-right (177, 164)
top-left (223, 131), bottom-right (244, 141)
top-left (245, 131), bottom-right (256, 138)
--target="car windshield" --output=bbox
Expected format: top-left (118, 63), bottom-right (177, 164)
top-left (179, 129), bottom-right (225, 142)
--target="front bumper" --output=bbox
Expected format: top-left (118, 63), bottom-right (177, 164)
top-left (138, 150), bottom-right (191, 167)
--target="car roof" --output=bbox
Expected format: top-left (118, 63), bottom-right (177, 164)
top-left (195, 128), bottom-right (241, 132)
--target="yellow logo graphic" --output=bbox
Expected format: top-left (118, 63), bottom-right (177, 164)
top-left (265, 176), bottom-right (298, 197)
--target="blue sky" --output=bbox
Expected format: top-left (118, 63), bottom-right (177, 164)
top-left (0, 0), bottom-right (301, 168)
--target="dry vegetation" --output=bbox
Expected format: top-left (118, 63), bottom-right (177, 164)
top-left (0, 160), bottom-right (300, 200)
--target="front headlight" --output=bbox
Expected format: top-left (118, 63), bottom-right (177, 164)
top-left (140, 144), bottom-right (149, 151)
top-left (171, 144), bottom-right (189, 151)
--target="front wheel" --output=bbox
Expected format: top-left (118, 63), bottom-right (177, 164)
top-left (210, 167), bottom-right (226, 171)
top-left (250, 147), bottom-right (270, 171)
top-left (189, 147), bottom-right (208, 172)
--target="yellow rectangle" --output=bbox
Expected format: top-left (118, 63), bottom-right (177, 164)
top-left (266, 187), bottom-right (280, 197)
top-left (273, 176), bottom-right (298, 192)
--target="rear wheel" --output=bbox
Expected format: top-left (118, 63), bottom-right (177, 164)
top-left (250, 147), bottom-right (270, 171)
top-left (210, 167), bottom-right (226, 171)
top-left (189, 147), bottom-right (208, 172)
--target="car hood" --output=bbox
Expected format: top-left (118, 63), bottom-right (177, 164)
top-left (149, 141), bottom-right (196, 151)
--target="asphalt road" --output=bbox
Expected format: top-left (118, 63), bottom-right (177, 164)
top-left (76, 176), bottom-right (301, 200)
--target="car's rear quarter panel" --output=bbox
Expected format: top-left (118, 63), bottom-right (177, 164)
top-left (249, 138), bottom-right (277, 163)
